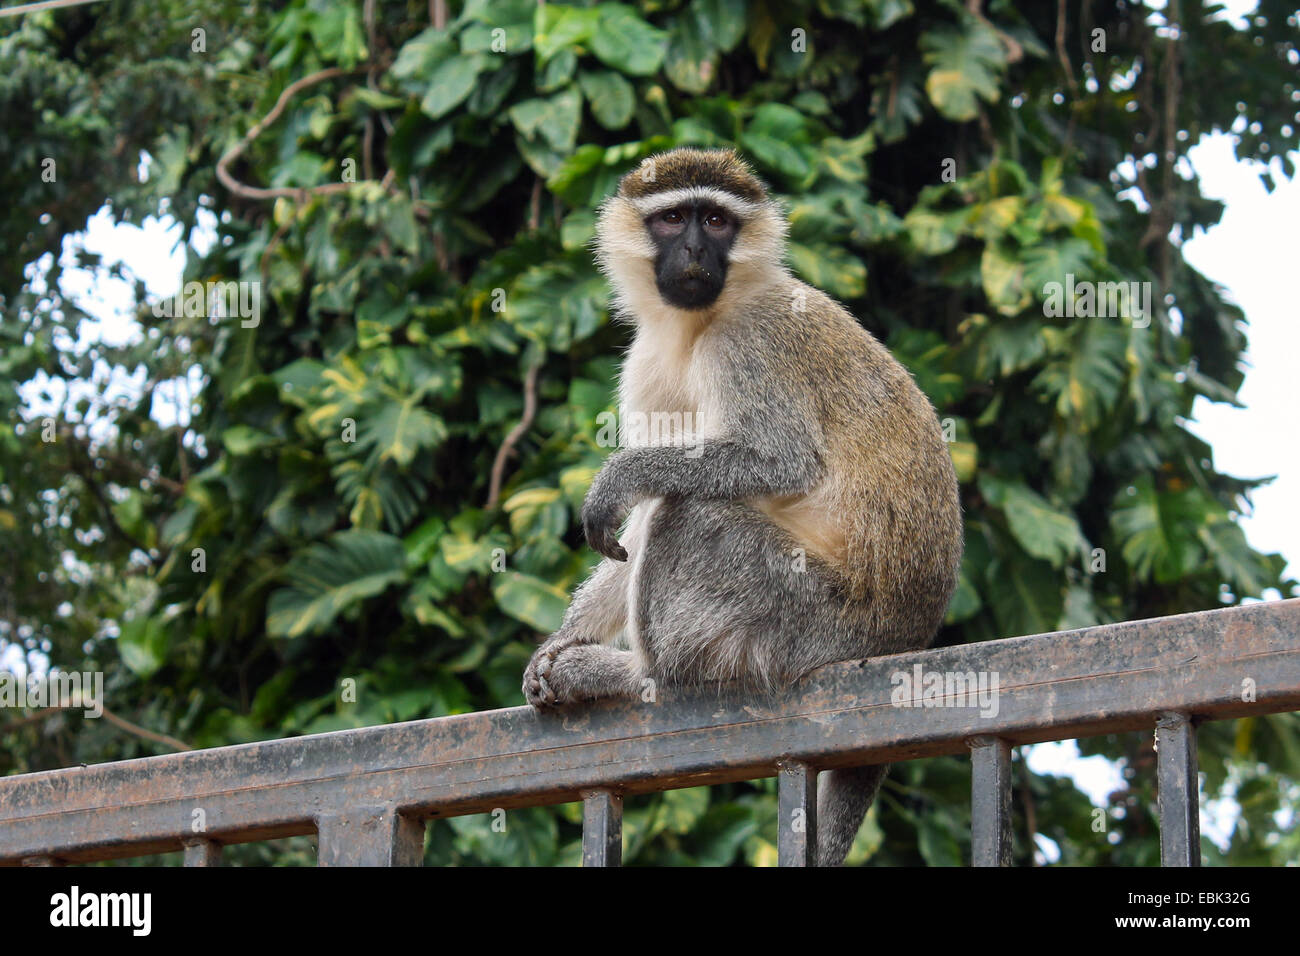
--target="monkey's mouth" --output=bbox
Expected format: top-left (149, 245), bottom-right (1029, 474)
top-left (657, 263), bottom-right (724, 309)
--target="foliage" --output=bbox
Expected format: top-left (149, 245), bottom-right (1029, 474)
top-left (1, 0), bottom-right (1297, 866)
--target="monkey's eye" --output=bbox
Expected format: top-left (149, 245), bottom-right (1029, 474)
top-left (661, 209), bottom-right (684, 224)
top-left (703, 212), bottom-right (730, 230)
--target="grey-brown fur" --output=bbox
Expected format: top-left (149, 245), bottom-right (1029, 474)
top-left (522, 148), bottom-right (963, 866)
top-left (618, 147), bottom-right (768, 202)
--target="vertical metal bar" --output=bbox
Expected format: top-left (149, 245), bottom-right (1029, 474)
top-left (581, 789), bottom-right (623, 867)
top-left (183, 837), bottom-right (222, 866)
top-left (968, 735), bottom-right (1013, 866)
top-left (1156, 711), bottom-right (1201, 866)
top-left (777, 760), bottom-right (818, 867)
top-left (316, 805), bottom-right (425, 866)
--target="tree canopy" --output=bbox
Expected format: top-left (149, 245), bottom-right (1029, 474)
top-left (1, 0), bottom-right (1297, 865)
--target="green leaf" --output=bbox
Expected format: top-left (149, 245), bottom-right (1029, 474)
top-left (904, 207), bottom-right (964, 256)
top-left (973, 316), bottom-right (1047, 378)
top-left (503, 486), bottom-right (566, 538)
top-left (1023, 238), bottom-right (1096, 294)
top-left (918, 817), bottom-right (962, 866)
top-left (577, 70), bottom-right (635, 129)
top-left (741, 104), bottom-right (814, 179)
top-left (357, 401), bottom-right (446, 468)
top-left (1198, 515), bottom-right (1274, 597)
top-left (391, 27), bottom-right (451, 83)
top-left (537, 47), bottom-right (577, 92)
top-left (546, 144), bottom-right (606, 205)
top-left (560, 208), bottom-right (597, 251)
top-left (944, 560), bottom-right (982, 624)
top-left (698, 0), bottom-right (747, 51)
top-left (222, 424), bottom-right (276, 456)
top-left (692, 803), bottom-right (761, 866)
top-left (467, 59), bottom-right (521, 116)
top-left (1111, 477), bottom-right (1209, 584)
top-left (352, 88), bottom-right (406, 110)
top-left (118, 617), bottom-right (169, 679)
top-left (493, 571), bottom-right (569, 633)
top-left (920, 20), bottom-right (1006, 120)
top-left (980, 242), bottom-right (1032, 316)
top-left (948, 440), bottom-right (977, 483)
top-left (509, 86), bottom-right (582, 153)
top-left (787, 242), bottom-right (866, 299)
top-left (979, 474), bottom-right (1088, 569)
top-left (1031, 321), bottom-right (1127, 426)
top-left (534, 4), bottom-right (600, 62)
top-left (984, 551), bottom-right (1064, 637)
top-left (659, 787), bottom-right (712, 833)
top-left (665, 9), bottom-right (718, 94)
top-left (866, 0), bottom-right (914, 30)
top-left (420, 54), bottom-right (486, 119)
top-left (459, 5), bottom-right (533, 56)
top-left (590, 4), bottom-right (669, 76)
top-left (267, 531), bottom-right (408, 639)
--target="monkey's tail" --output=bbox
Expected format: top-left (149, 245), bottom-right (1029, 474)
top-left (816, 764), bottom-right (890, 866)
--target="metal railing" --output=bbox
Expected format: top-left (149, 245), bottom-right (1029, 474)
top-left (2, 599), bottom-right (1298, 866)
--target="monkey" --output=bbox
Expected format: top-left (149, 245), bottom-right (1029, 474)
top-left (521, 147), bottom-right (964, 866)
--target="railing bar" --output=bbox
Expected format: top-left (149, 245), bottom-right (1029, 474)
top-left (1, 601), bottom-right (1294, 866)
top-left (580, 789), bottom-right (623, 867)
top-left (968, 735), bottom-right (1013, 866)
top-left (316, 805), bottom-right (425, 867)
top-left (777, 760), bottom-right (818, 867)
top-left (182, 837), bottom-right (222, 867)
top-left (1156, 711), bottom-right (1201, 867)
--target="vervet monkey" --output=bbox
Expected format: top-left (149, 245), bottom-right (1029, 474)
top-left (521, 148), bottom-right (963, 866)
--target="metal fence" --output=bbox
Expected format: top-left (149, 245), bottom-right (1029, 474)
top-left (2, 599), bottom-right (1297, 867)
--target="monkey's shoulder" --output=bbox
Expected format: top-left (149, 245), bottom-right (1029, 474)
top-left (710, 280), bottom-right (893, 375)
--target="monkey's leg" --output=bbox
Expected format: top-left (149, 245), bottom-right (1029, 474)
top-left (633, 497), bottom-right (870, 686)
top-left (634, 497), bottom-right (887, 865)
top-left (523, 556), bottom-right (636, 707)
top-left (529, 644), bottom-right (645, 707)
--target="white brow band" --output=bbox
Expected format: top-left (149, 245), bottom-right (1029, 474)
top-left (627, 186), bottom-right (765, 219)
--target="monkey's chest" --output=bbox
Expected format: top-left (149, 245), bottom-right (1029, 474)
top-left (619, 333), bottom-right (722, 449)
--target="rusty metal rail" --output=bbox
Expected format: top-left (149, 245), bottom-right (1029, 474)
top-left (2, 599), bottom-right (1298, 866)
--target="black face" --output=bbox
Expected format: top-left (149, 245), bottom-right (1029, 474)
top-left (646, 201), bottom-right (739, 309)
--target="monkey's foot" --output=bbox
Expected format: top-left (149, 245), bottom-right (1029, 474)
top-left (522, 631), bottom-right (591, 708)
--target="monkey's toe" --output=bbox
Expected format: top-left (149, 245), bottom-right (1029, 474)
top-left (523, 672), bottom-right (557, 708)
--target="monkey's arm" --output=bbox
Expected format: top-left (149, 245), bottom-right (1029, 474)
top-left (555, 556), bottom-right (631, 642)
top-left (583, 354), bottom-right (825, 561)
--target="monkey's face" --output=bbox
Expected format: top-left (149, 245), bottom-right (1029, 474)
top-left (646, 201), bottom-right (738, 309)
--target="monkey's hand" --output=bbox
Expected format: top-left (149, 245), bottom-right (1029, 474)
top-left (522, 630), bottom-right (592, 708)
top-left (581, 467), bottom-right (631, 562)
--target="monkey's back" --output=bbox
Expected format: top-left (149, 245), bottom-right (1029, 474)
top-left (742, 279), bottom-right (963, 654)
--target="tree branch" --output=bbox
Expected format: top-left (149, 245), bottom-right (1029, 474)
top-left (486, 362), bottom-right (542, 508)
top-left (216, 67), bottom-right (377, 202)
top-left (1, 704), bottom-right (193, 752)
